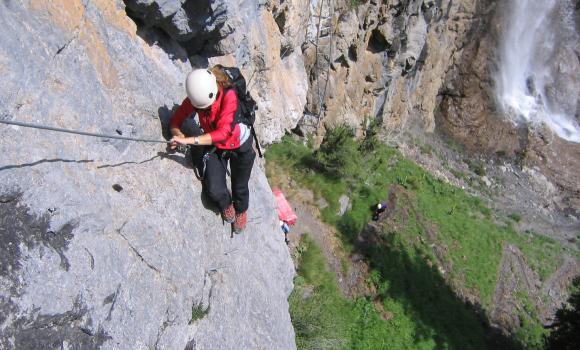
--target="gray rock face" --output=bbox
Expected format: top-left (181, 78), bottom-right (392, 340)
top-left (125, 0), bottom-right (230, 53)
top-left (337, 194), bottom-right (350, 216)
top-left (123, 0), bottom-right (309, 146)
top-left (0, 1), bottom-right (295, 349)
top-left (296, 0), bottom-right (497, 145)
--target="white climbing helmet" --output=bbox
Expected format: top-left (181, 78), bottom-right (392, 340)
top-left (377, 203), bottom-right (383, 210)
top-left (185, 69), bottom-right (218, 109)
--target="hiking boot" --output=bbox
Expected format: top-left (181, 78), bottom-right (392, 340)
top-left (221, 204), bottom-right (235, 223)
top-left (233, 211), bottom-right (247, 234)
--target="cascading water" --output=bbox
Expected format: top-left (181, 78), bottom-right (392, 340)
top-left (496, 0), bottom-right (580, 143)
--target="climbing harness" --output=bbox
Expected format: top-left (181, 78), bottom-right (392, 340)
top-left (194, 147), bottom-right (215, 180)
top-left (194, 146), bottom-right (232, 181)
top-left (0, 119), bottom-right (170, 144)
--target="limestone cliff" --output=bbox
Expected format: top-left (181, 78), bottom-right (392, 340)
top-left (297, 0), bottom-right (580, 219)
top-left (0, 1), bottom-right (295, 349)
top-left (438, 0), bottom-right (580, 214)
top-left (299, 0), bottom-right (483, 138)
top-left (124, 0), bottom-right (310, 145)
top-left (1, 0), bottom-right (579, 347)
top-left (294, 0), bottom-right (579, 336)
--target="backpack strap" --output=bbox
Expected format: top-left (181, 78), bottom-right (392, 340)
top-left (252, 127), bottom-right (263, 158)
top-left (216, 65), bottom-right (262, 158)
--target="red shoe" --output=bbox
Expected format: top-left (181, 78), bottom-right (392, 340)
top-left (233, 211), bottom-right (247, 234)
top-left (221, 204), bottom-right (235, 223)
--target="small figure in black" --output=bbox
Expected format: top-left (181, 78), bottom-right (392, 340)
top-left (372, 202), bottom-right (387, 221)
top-left (280, 220), bottom-right (291, 244)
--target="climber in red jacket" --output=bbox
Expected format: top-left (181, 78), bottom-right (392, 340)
top-left (170, 67), bottom-right (255, 234)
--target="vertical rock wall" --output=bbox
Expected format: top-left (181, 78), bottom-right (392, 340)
top-left (298, 0), bottom-right (489, 141)
top-left (1, 0), bottom-right (577, 347)
top-left (296, 0), bottom-right (580, 214)
top-left (0, 1), bottom-right (295, 349)
top-left (124, 0), bottom-right (310, 145)
top-left (438, 0), bottom-right (580, 214)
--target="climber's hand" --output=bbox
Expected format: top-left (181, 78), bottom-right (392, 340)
top-left (170, 136), bottom-right (188, 146)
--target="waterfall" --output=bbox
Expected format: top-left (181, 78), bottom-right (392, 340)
top-left (496, 0), bottom-right (580, 143)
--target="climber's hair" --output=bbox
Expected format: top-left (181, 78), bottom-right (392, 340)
top-left (209, 65), bottom-right (232, 89)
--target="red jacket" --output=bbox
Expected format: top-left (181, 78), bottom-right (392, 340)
top-left (170, 87), bottom-right (241, 150)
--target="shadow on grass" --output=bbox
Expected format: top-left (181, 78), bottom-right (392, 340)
top-left (353, 220), bottom-right (523, 350)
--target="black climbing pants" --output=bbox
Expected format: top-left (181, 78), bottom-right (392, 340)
top-left (202, 137), bottom-right (256, 213)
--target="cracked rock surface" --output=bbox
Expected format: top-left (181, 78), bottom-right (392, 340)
top-left (0, 1), bottom-right (295, 349)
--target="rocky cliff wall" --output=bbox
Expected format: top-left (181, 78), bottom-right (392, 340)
top-left (121, 0), bottom-right (476, 145)
top-left (124, 0), bottom-right (310, 145)
top-left (1, 0), bottom-right (578, 347)
top-left (296, 0), bottom-right (579, 216)
top-left (438, 0), bottom-right (580, 215)
top-left (297, 0), bottom-right (488, 140)
top-left (0, 1), bottom-right (295, 349)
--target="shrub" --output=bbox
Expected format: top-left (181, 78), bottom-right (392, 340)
top-left (189, 301), bottom-right (209, 324)
top-left (419, 144), bottom-right (434, 156)
top-left (466, 159), bottom-right (486, 176)
top-left (359, 118), bottom-right (381, 153)
top-left (545, 277), bottom-right (580, 349)
top-left (314, 124), bottom-right (359, 179)
top-left (508, 213), bottom-right (522, 223)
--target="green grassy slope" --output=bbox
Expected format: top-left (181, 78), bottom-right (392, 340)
top-left (267, 129), bottom-right (577, 349)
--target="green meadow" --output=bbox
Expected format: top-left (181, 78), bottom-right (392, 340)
top-left (266, 126), bottom-right (576, 349)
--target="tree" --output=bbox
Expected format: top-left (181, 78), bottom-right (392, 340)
top-left (314, 124), bottom-right (360, 179)
top-left (545, 276), bottom-right (580, 349)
